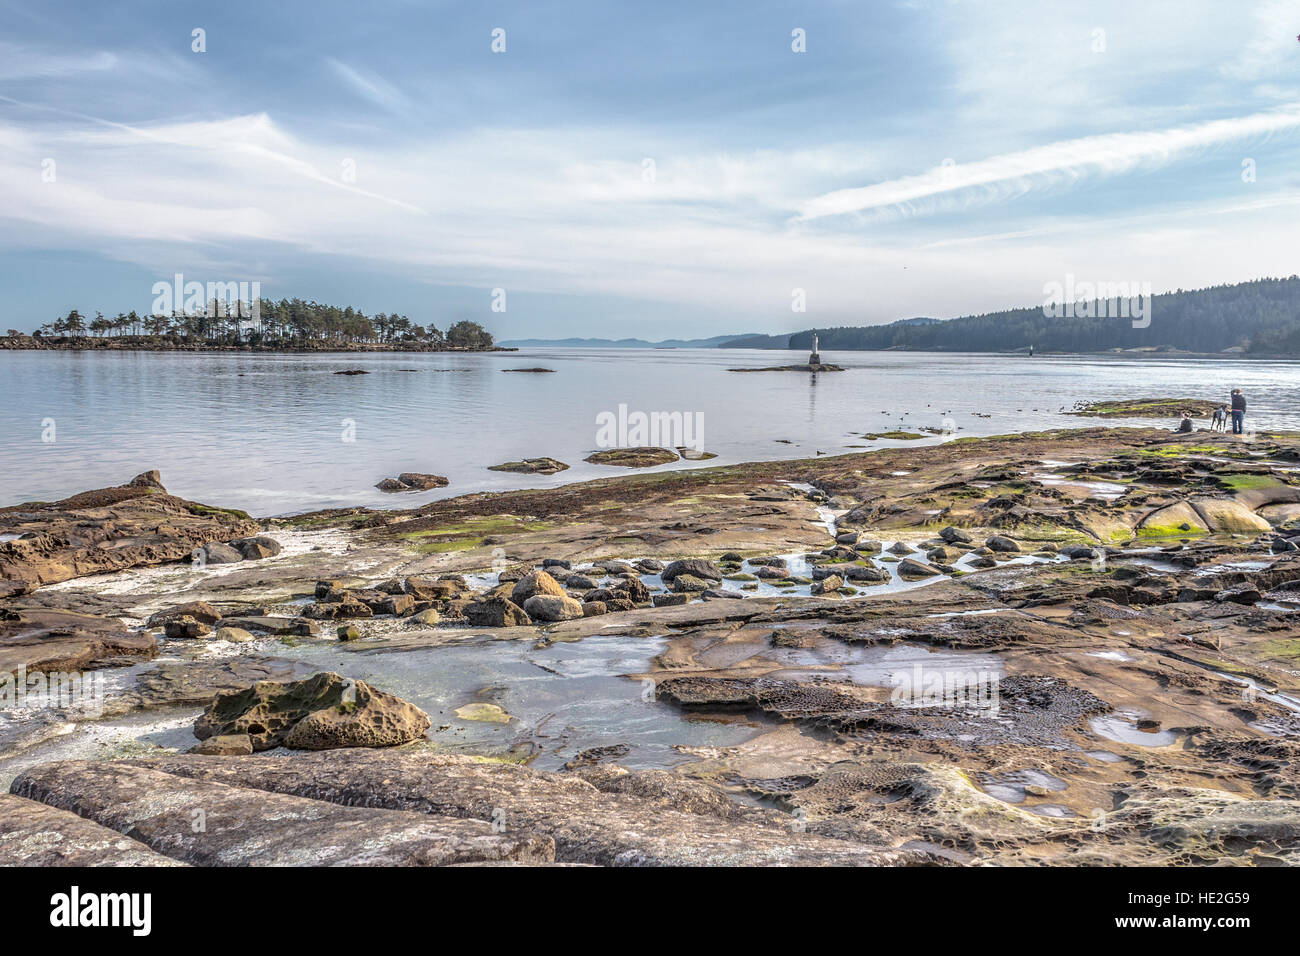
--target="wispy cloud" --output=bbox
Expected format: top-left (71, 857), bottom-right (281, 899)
top-left (797, 106), bottom-right (1300, 221)
top-left (0, 42), bottom-right (116, 81)
top-left (325, 59), bottom-right (413, 115)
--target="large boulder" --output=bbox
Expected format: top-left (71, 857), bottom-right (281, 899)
top-left (522, 594), bottom-right (585, 622)
top-left (194, 671), bottom-right (430, 751)
top-left (511, 570), bottom-right (566, 605)
top-left (202, 542), bottom-right (244, 564)
top-left (984, 535), bottom-right (1021, 554)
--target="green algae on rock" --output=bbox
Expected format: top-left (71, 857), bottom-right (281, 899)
top-left (584, 447), bottom-right (680, 468)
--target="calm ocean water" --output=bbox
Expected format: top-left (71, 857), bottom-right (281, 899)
top-left (2, 349), bottom-right (1297, 516)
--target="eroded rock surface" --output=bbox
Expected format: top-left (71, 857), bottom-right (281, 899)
top-left (117, 750), bottom-right (929, 866)
top-left (10, 761), bottom-right (553, 866)
top-left (0, 471), bottom-right (259, 597)
top-left (0, 792), bottom-right (185, 866)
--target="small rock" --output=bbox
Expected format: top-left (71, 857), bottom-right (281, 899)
top-left (398, 473), bottom-right (449, 490)
top-left (147, 601), bottom-right (222, 627)
top-left (230, 535), bottom-right (282, 560)
top-left (1060, 545), bottom-right (1100, 560)
top-left (660, 559), bottom-right (723, 583)
top-left (188, 734), bottom-right (255, 756)
top-left (670, 574), bottom-right (711, 593)
top-left (465, 598), bottom-right (532, 627)
top-left (164, 616), bottom-right (212, 639)
top-left (897, 558), bottom-right (942, 580)
top-left (812, 574), bottom-right (844, 594)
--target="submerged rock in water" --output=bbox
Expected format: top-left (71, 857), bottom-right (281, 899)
top-left (375, 473), bottom-right (449, 492)
top-left (487, 457), bottom-right (569, 475)
top-left (193, 671), bottom-right (431, 751)
top-left (584, 447), bottom-right (679, 468)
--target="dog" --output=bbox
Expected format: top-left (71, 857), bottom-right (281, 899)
top-left (1211, 405), bottom-right (1228, 432)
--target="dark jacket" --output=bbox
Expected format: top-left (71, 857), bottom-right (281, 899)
top-left (1231, 393), bottom-right (1246, 412)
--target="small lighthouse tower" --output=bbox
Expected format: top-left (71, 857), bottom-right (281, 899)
top-left (808, 333), bottom-right (821, 368)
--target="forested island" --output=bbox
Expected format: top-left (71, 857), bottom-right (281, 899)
top-left (721, 276), bottom-right (1300, 355)
top-left (1, 298), bottom-right (501, 352)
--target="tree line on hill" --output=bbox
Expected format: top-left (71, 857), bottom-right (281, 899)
top-left (720, 277), bottom-right (1300, 354)
top-left (9, 298), bottom-right (494, 348)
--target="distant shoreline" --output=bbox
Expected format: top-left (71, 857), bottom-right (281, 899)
top-left (0, 336), bottom-right (515, 354)
top-left (486, 344), bottom-right (1300, 360)
top-left (4, 338), bottom-right (1299, 360)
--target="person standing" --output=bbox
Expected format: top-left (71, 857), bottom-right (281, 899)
top-left (1230, 389), bottom-right (1246, 435)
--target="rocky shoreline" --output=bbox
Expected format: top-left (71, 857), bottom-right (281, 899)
top-left (3, 426), bottom-right (1300, 866)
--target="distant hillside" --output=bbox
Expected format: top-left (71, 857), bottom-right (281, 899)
top-left (716, 333), bottom-right (788, 349)
top-left (725, 277), bottom-right (1300, 354)
top-left (498, 333), bottom-right (760, 349)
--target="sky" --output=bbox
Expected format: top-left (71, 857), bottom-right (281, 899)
top-left (2, 0), bottom-right (1299, 338)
